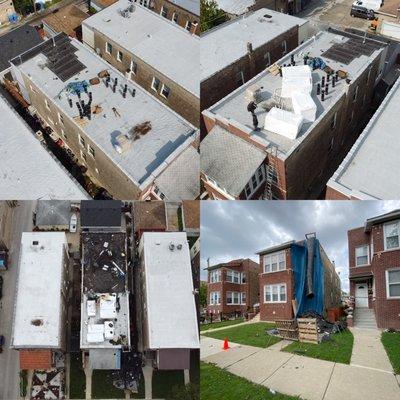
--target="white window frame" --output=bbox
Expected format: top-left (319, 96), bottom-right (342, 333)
top-left (160, 5), bottom-right (168, 17)
top-left (263, 250), bottom-right (286, 273)
top-left (386, 269), bottom-right (400, 299)
top-left (151, 77), bottom-right (160, 92)
top-left (160, 84), bottom-right (170, 99)
top-left (209, 269), bottom-right (221, 283)
top-left (45, 98), bottom-right (50, 110)
top-left (80, 150), bottom-right (87, 162)
top-left (117, 50), bottom-right (123, 62)
top-left (130, 59), bottom-right (137, 75)
top-left (264, 284), bottom-right (287, 303)
top-left (226, 269), bottom-right (240, 284)
top-left (264, 52), bottom-right (271, 67)
top-left (185, 20), bottom-right (192, 31)
top-left (241, 292), bottom-right (246, 305)
top-left (355, 245), bottom-right (369, 266)
top-left (105, 42), bottom-right (112, 55)
top-left (88, 145), bottom-right (95, 158)
top-left (282, 40), bottom-right (287, 55)
top-left (172, 12), bottom-right (178, 23)
top-left (79, 134), bottom-right (85, 148)
top-left (210, 291), bottom-right (221, 305)
top-left (245, 165), bottom-right (266, 199)
top-left (58, 112), bottom-right (64, 125)
top-left (226, 291), bottom-right (240, 305)
top-left (384, 220), bottom-right (400, 250)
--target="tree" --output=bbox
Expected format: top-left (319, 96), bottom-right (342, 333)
top-left (199, 281), bottom-right (207, 309)
top-left (200, 0), bottom-right (228, 32)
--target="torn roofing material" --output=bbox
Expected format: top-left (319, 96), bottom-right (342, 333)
top-left (0, 94), bottom-right (88, 200)
top-left (82, 1), bottom-right (199, 97)
top-left (327, 77), bottom-right (400, 199)
top-left (200, 125), bottom-right (266, 197)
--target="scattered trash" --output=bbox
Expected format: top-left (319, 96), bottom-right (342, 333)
top-left (98, 70), bottom-right (110, 78)
top-left (269, 389), bottom-right (276, 394)
top-left (89, 77), bottom-right (100, 85)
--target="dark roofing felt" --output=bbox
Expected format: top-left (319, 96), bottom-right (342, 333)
top-left (80, 200), bottom-right (122, 227)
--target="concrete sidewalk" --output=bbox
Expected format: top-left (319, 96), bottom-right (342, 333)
top-left (201, 337), bottom-right (400, 400)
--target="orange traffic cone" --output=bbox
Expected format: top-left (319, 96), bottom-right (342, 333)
top-left (222, 338), bottom-right (230, 350)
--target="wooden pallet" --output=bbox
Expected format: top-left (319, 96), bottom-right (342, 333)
top-left (298, 318), bottom-right (318, 343)
top-left (275, 319), bottom-right (298, 340)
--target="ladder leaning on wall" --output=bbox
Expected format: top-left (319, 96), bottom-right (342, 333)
top-left (263, 144), bottom-right (278, 200)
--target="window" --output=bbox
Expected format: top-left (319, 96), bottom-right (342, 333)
top-left (210, 291), bottom-right (221, 305)
top-left (264, 52), bottom-right (271, 67)
top-left (80, 150), bottom-right (87, 162)
top-left (330, 112), bottom-right (337, 129)
top-left (245, 165), bottom-right (265, 199)
top-left (226, 269), bottom-right (240, 283)
top-left (160, 84), bottom-right (170, 99)
top-left (45, 99), bottom-right (50, 110)
top-left (161, 6), bottom-right (168, 17)
top-left (245, 184), bottom-right (251, 197)
top-left (210, 270), bottom-right (221, 283)
top-left (353, 86), bottom-right (359, 102)
top-left (105, 42), bottom-right (112, 54)
top-left (151, 77), bottom-right (161, 92)
top-left (88, 145), bottom-right (95, 158)
top-left (153, 185), bottom-right (165, 199)
top-left (60, 128), bottom-right (66, 139)
top-left (172, 12), bottom-right (178, 23)
top-left (117, 51), bottom-right (123, 62)
top-left (236, 71), bottom-right (244, 87)
top-left (384, 220), bottom-right (400, 250)
top-left (130, 60), bottom-right (137, 75)
top-left (185, 20), bottom-right (192, 31)
top-left (282, 40), bottom-right (287, 55)
top-left (79, 135), bottom-right (85, 148)
top-left (241, 273), bottom-right (246, 284)
top-left (264, 284), bottom-right (286, 303)
top-left (263, 251), bottom-right (286, 273)
top-left (355, 245), bottom-right (369, 266)
top-left (227, 291), bottom-right (240, 305)
top-left (386, 269), bottom-right (400, 299)
top-left (241, 292), bottom-right (246, 305)
top-left (58, 113), bottom-right (64, 125)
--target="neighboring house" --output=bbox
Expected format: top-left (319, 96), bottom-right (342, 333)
top-left (82, 1), bottom-right (200, 127)
top-left (201, 9), bottom-right (309, 111)
top-left (11, 232), bottom-right (69, 370)
top-left (201, 29), bottom-right (387, 200)
top-left (133, 201), bottom-right (167, 238)
top-left (146, 0), bottom-right (200, 35)
top-left (0, 201), bottom-right (13, 250)
top-left (42, 4), bottom-right (89, 40)
top-left (91, 0), bottom-right (118, 11)
top-left (182, 200), bottom-right (200, 236)
top-left (0, 0), bottom-right (15, 25)
top-left (348, 209), bottom-right (400, 329)
top-left (10, 34), bottom-right (198, 200)
top-left (80, 230), bottom-right (130, 369)
top-left (137, 232), bottom-right (199, 370)
top-left (257, 235), bottom-right (341, 321)
top-left (0, 93), bottom-right (88, 200)
top-left (205, 258), bottom-right (260, 316)
top-left (80, 200), bottom-right (122, 231)
top-left (34, 200), bottom-right (74, 231)
top-left (326, 76), bottom-right (400, 200)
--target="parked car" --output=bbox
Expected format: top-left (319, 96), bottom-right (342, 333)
top-left (0, 276), bottom-right (3, 300)
top-left (350, 4), bottom-right (375, 19)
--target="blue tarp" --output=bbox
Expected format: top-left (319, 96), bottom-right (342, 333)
top-left (291, 239), bottom-right (324, 316)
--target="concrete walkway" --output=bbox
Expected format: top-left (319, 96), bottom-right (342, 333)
top-left (201, 337), bottom-right (400, 400)
top-left (201, 319), bottom-right (256, 334)
top-left (350, 328), bottom-right (393, 372)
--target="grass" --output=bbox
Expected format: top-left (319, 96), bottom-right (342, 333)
top-left (91, 370), bottom-right (125, 399)
top-left (131, 373), bottom-right (145, 399)
top-left (381, 331), bottom-right (400, 374)
top-left (19, 370), bottom-right (27, 397)
top-left (152, 370), bottom-right (184, 399)
top-left (203, 322), bottom-right (281, 348)
top-left (200, 318), bottom-right (245, 331)
top-left (282, 330), bottom-right (354, 364)
top-left (200, 362), bottom-right (300, 400)
top-left (69, 353), bottom-right (86, 399)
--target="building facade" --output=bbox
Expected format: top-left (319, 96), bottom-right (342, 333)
top-left (206, 258), bottom-right (260, 316)
top-left (348, 210), bottom-right (400, 329)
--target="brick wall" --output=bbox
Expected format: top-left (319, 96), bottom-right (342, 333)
top-left (201, 26), bottom-right (299, 111)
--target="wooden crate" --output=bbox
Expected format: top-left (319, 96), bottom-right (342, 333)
top-left (298, 318), bottom-right (318, 343)
top-left (275, 319), bottom-right (298, 341)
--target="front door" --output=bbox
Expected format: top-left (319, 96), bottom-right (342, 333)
top-left (355, 284), bottom-right (368, 308)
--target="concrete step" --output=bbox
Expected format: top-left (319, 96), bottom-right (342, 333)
top-left (354, 308), bottom-right (377, 329)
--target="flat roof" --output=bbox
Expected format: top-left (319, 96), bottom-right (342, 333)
top-left (43, 4), bottom-right (89, 35)
top-left (214, 0), bottom-right (255, 15)
top-left (82, 1), bottom-right (199, 96)
top-left (12, 232), bottom-right (67, 348)
top-left (11, 35), bottom-right (196, 190)
top-left (140, 232), bottom-right (199, 349)
top-left (327, 77), bottom-right (400, 199)
top-left (169, 0), bottom-right (199, 15)
top-left (80, 200), bottom-right (122, 227)
top-left (0, 94), bottom-right (88, 200)
top-left (200, 124), bottom-right (266, 197)
top-left (201, 9), bottom-right (307, 81)
top-left (206, 30), bottom-right (385, 158)
top-left (35, 200), bottom-right (72, 227)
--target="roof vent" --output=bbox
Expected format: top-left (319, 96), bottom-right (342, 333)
top-left (177, 244), bottom-right (183, 250)
top-left (169, 242), bottom-right (175, 251)
top-left (120, 7), bottom-right (132, 18)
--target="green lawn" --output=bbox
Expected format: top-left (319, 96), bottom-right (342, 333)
top-left (91, 370), bottom-right (126, 399)
top-left (200, 362), bottom-right (300, 400)
top-left (381, 332), bottom-right (400, 374)
top-left (200, 318), bottom-right (245, 332)
top-left (203, 322), bottom-right (281, 348)
top-left (69, 353), bottom-right (86, 399)
top-left (152, 370), bottom-right (184, 399)
top-left (282, 330), bottom-right (354, 364)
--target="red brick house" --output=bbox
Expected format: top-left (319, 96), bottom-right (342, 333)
top-left (257, 236), bottom-right (341, 322)
top-left (206, 259), bottom-right (260, 316)
top-left (348, 210), bottom-right (400, 329)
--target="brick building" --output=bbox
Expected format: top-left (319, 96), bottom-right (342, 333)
top-left (257, 236), bottom-right (341, 322)
top-left (10, 34), bottom-right (198, 200)
top-left (201, 29), bottom-right (387, 200)
top-left (348, 210), bottom-right (400, 329)
top-left (206, 259), bottom-right (260, 316)
top-left (82, 1), bottom-right (199, 127)
top-left (326, 76), bottom-right (400, 200)
top-left (201, 9), bottom-right (309, 112)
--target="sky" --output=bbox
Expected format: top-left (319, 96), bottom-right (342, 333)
top-left (200, 201), bottom-right (400, 292)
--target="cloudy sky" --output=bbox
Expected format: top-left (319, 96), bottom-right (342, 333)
top-left (200, 201), bottom-right (400, 292)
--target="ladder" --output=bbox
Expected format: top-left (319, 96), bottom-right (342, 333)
top-left (263, 145), bottom-right (278, 200)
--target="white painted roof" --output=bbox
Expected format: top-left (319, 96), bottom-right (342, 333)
top-left (201, 9), bottom-right (307, 81)
top-left (327, 77), bottom-right (400, 199)
top-left (215, 0), bottom-right (255, 15)
top-left (12, 232), bottom-right (67, 348)
top-left (140, 232), bottom-right (199, 349)
top-left (0, 95), bottom-right (88, 200)
top-left (83, 1), bottom-right (199, 96)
